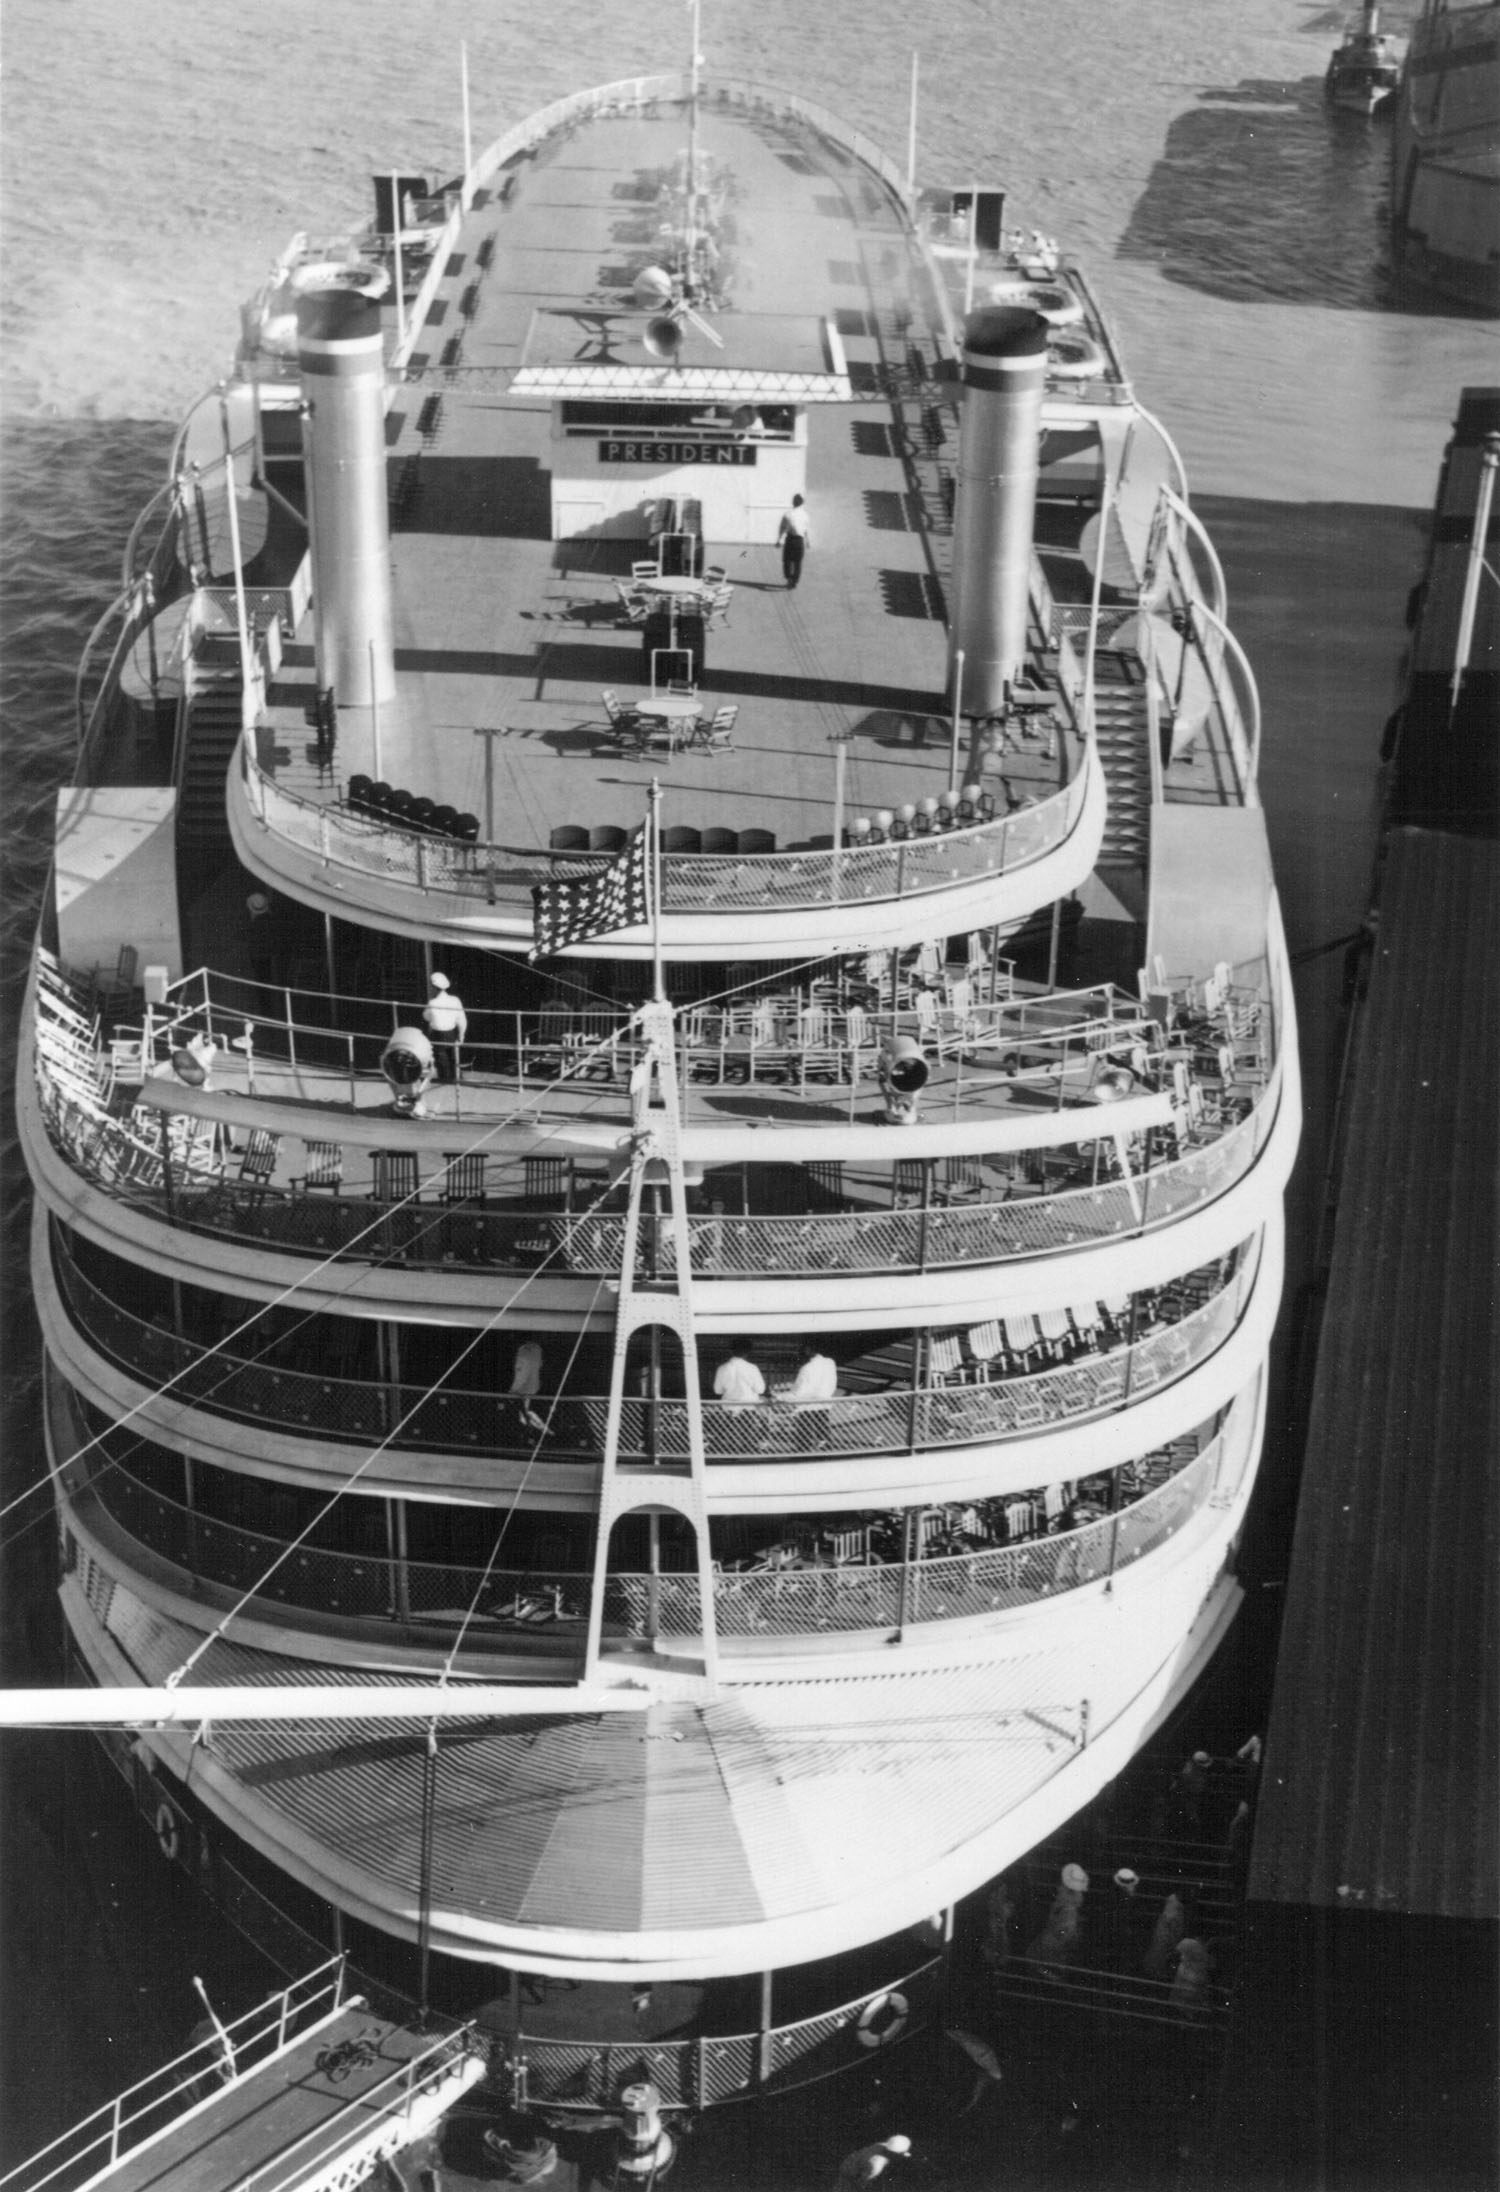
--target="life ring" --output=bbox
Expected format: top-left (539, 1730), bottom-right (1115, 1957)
top-left (1046, 331), bottom-right (1106, 382)
top-left (986, 279), bottom-right (1083, 328)
top-left (154, 1800), bottom-right (181, 1863)
top-left (856, 1989), bottom-right (910, 2048)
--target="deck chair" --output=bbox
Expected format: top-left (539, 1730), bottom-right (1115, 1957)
top-left (371, 1148), bottom-right (420, 1260)
top-left (373, 1150), bottom-right (420, 1203)
top-left (441, 1154), bottom-right (487, 1203)
top-left (842, 1003), bottom-right (871, 1084)
top-left (938, 1154), bottom-right (986, 1202)
top-left (796, 1004), bottom-right (840, 1089)
top-left (698, 702), bottom-right (737, 753)
top-left (93, 944), bottom-right (139, 1018)
top-left (828, 1525), bottom-right (869, 1565)
top-left (236, 1128), bottom-right (281, 1202)
top-left (613, 580), bottom-right (649, 624)
top-left (293, 1140), bottom-right (344, 1194)
top-left (1004, 1498), bottom-right (1038, 1542)
top-left (967, 1320), bottom-right (1004, 1376)
top-left (524, 1156), bottom-right (569, 1205)
top-left (929, 1334), bottom-right (964, 1383)
top-left (893, 1157), bottom-right (927, 1205)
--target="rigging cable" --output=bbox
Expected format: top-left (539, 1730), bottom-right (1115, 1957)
top-left (3, 1024), bottom-right (631, 1539)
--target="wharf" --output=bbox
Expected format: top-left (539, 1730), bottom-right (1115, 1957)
top-left (1214, 391), bottom-right (1500, 2188)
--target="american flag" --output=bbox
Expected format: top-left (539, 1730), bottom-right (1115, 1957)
top-left (530, 825), bottom-right (651, 958)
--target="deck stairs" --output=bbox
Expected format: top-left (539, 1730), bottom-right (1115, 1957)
top-left (1091, 651), bottom-right (1153, 868)
top-left (177, 669), bottom-right (244, 850)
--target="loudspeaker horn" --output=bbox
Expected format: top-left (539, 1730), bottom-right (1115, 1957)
top-left (643, 313), bottom-right (684, 361)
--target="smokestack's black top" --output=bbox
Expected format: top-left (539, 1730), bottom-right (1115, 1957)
top-left (962, 306), bottom-right (1050, 360)
top-left (296, 288), bottom-right (383, 346)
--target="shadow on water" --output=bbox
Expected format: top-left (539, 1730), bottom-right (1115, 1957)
top-left (1116, 71), bottom-right (1464, 317)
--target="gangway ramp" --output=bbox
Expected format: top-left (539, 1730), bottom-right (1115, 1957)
top-left (2, 1960), bottom-right (488, 2192)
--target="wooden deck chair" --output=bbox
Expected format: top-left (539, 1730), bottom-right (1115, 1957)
top-left (938, 1154), bottom-right (986, 1202)
top-left (524, 1155), bottom-right (570, 1205)
top-left (372, 1149), bottom-right (419, 1202)
top-left (441, 1153), bottom-right (487, 1203)
top-left (93, 944), bottom-right (139, 1018)
top-left (796, 1003), bottom-right (840, 1089)
top-left (967, 1320), bottom-right (1004, 1375)
top-left (929, 1334), bottom-right (964, 1384)
top-left (293, 1140), bottom-right (344, 1194)
top-left (828, 1525), bottom-right (869, 1565)
top-left (371, 1148), bottom-right (420, 1260)
top-left (1004, 1498), bottom-right (1038, 1541)
top-left (1042, 1481), bottom-right (1071, 1527)
top-left (237, 1128), bottom-right (281, 1202)
top-left (699, 702), bottom-right (737, 753)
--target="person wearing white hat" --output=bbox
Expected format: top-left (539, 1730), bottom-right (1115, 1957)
top-left (422, 970), bottom-right (468, 1083)
top-left (833, 2134), bottom-right (911, 2187)
top-left (1026, 1862), bottom-right (1089, 1976)
top-left (1103, 1865), bottom-right (1146, 1969)
top-left (1167, 1748), bottom-right (1213, 1837)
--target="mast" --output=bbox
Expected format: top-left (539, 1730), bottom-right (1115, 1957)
top-left (582, 992), bottom-right (718, 1690)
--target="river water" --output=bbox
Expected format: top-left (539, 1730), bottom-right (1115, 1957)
top-left (1, 0), bottom-right (1496, 2174)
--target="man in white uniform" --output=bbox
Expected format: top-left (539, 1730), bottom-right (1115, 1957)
top-left (422, 970), bottom-right (468, 1083)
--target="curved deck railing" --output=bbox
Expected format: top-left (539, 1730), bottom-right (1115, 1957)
top-left (77, 1430), bottom-right (1222, 1645)
top-left (241, 745), bottom-right (1089, 916)
top-left (53, 1233), bottom-right (1254, 1466)
top-left (40, 1066), bottom-right (1273, 1281)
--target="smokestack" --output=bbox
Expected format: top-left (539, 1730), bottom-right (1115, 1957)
top-left (297, 288), bottom-right (396, 709)
top-left (946, 306), bottom-right (1049, 718)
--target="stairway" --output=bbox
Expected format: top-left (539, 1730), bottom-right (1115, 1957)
top-left (178, 670), bottom-right (244, 849)
top-left (1091, 651), bottom-right (1153, 869)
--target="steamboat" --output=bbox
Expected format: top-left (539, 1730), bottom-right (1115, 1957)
top-left (16, 42), bottom-right (1299, 2127)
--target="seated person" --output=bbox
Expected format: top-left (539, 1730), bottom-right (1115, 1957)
top-left (508, 1339), bottom-right (548, 1435)
top-left (773, 1342), bottom-right (838, 1406)
top-left (713, 1340), bottom-right (766, 1407)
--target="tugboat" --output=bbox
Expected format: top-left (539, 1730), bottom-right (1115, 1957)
top-left (1326, 1), bottom-right (1405, 113)
top-left (16, 24), bottom-right (1298, 2137)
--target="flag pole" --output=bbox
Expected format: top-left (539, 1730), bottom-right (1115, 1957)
top-left (649, 778), bottom-right (666, 1004)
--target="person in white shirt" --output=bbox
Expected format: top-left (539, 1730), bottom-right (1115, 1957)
top-left (775, 1344), bottom-right (838, 1407)
top-left (508, 1339), bottom-right (547, 1435)
top-left (775, 1342), bottom-right (838, 1450)
top-left (422, 971), bottom-right (468, 1082)
top-left (777, 493), bottom-right (810, 588)
top-left (713, 1341), bottom-right (766, 1407)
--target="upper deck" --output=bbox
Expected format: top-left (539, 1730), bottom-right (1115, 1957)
top-left (218, 76), bottom-right (1151, 957)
